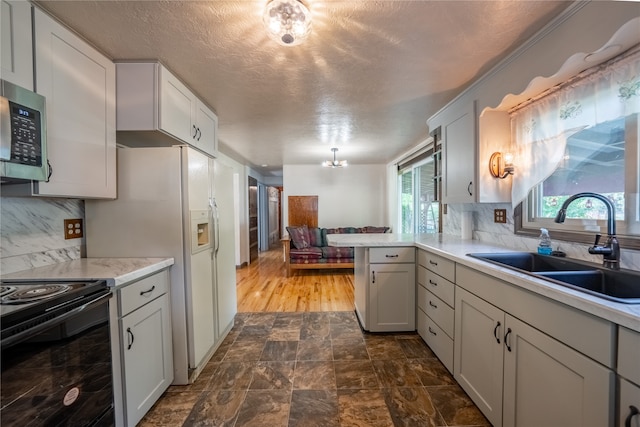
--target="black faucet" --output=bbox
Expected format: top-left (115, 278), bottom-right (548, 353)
top-left (554, 192), bottom-right (620, 270)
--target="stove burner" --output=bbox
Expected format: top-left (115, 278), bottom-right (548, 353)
top-left (1, 284), bottom-right (71, 304)
top-left (0, 286), bottom-right (16, 298)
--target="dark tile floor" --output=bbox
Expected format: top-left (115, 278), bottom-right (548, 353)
top-left (140, 311), bottom-right (490, 427)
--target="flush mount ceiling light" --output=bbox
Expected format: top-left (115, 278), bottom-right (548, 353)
top-left (322, 148), bottom-right (348, 168)
top-left (263, 0), bottom-right (312, 46)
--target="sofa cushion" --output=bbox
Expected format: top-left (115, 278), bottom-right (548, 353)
top-left (321, 246), bottom-right (354, 259)
top-left (290, 247), bottom-right (323, 260)
top-left (307, 227), bottom-right (323, 247)
top-left (287, 225), bottom-right (311, 249)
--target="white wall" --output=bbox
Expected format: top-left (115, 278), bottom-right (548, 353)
top-left (283, 164), bottom-right (388, 230)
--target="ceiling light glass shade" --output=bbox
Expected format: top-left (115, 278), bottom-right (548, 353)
top-left (322, 148), bottom-right (348, 168)
top-left (263, 0), bottom-right (311, 46)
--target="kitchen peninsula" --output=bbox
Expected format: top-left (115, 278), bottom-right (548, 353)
top-left (328, 233), bottom-right (640, 427)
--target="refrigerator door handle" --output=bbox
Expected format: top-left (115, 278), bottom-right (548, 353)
top-left (213, 199), bottom-right (220, 255)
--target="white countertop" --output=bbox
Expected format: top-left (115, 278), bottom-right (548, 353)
top-left (327, 233), bottom-right (640, 332)
top-left (1, 257), bottom-right (174, 288)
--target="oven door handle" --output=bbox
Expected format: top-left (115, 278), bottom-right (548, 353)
top-left (1, 291), bottom-right (112, 350)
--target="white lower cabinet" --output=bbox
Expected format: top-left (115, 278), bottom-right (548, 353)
top-left (416, 249), bottom-right (456, 372)
top-left (366, 247), bottom-right (415, 332)
top-left (618, 327), bottom-right (640, 427)
top-left (455, 274), bottom-right (615, 427)
top-left (113, 270), bottom-right (173, 427)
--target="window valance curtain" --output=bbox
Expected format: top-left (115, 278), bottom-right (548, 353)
top-left (510, 47), bottom-right (640, 208)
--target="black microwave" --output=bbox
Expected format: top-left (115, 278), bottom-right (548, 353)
top-left (0, 79), bottom-right (48, 183)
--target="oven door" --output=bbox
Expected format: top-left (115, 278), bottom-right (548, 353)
top-left (0, 293), bottom-right (114, 426)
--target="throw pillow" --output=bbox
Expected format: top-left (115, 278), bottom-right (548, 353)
top-left (287, 225), bottom-right (311, 249)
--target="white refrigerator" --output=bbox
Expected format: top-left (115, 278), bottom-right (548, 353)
top-left (85, 146), bottom-right (237, 385)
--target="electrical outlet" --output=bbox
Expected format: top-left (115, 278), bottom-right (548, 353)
top-left (494, 209), bottom-right (507, 224)
top-left (64, 218), bottom-right (84, 239)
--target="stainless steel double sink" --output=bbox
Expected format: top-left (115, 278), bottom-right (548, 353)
top-left (467, 252), bottom-right (640, 304)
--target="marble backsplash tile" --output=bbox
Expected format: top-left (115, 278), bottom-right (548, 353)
top-left (1, 197), bottom-right (84, 274)
top-left (444, 203), bottom-right (640, 271)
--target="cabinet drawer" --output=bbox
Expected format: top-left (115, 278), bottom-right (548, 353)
top-left (119, 270), bottom-right (169, 316)
top-left (369, 247), bottom-right (415, 264)
top-left (417, 310), bottom-right (453, 373)
top-left (618, 327), bottom-right (640, 385)
top-left (418, 250), bottom-right (455, 282)
top-left (417, 266), bottom-right (455, 307)
top-left (417, 287), bottom-right (454, 338)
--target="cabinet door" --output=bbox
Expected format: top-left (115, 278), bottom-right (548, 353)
top-left (454, 287), bottom-right (504, 427)
top-left (159, 66), bottom-right (196, 144)
top-left (503, 314), bottom-right (614, 427)
top-left (33, 8), bottom-right (116, 198)
top-left (619, 378), bottom-right (640, 427)
top-left (369, 263), bottom-right (415, 332)
top-left (194, 100), bottom-right (218, 157)
top-left (442, 101), bottom-right (476, 203)
top-left (1, 0), bottom-right (33, 90)
top-left (121, 294), bottom-right (173, 427)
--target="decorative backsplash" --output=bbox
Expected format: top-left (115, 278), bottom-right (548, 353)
top-left (1, 197), bottom-right (84, 274)
top-left (445, 203), bottom-right (640, 271)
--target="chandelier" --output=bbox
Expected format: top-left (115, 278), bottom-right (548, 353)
top-left (322, 148), bottom-right (348, 168)
top-left (263, 0), bottom-right (312, 46)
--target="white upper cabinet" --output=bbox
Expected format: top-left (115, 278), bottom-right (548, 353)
top-left (439, 101), bottom-right (477, 204)
top-left (1, 0), bottom-right (33, 89)
top-left (116, 62), bottom-right (218, 158)
top-left (29, 8), bottom-right (116, 198)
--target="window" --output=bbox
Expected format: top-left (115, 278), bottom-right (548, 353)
top-left (515, 48), bottom-right (640, 248)
top-left (398, 157), bottom-right (439, 234)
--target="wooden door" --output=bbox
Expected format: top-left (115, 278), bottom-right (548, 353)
top-left (288, 196), bottom-right (318, 227)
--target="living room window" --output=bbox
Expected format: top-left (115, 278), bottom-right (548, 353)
top-left (514, 47), bottom-right (640, 249)
top-left (398, 154), bottom-right (439, 234)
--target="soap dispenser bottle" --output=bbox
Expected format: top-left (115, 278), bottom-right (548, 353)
top-left (538, 228), bottom-right (552, 255)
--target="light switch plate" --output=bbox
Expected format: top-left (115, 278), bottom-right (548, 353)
top-left (64, 218), bottom-right (84, 239)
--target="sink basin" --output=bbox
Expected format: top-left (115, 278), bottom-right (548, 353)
top-left (467, 252), bottom-right (595, 272)
top-left (468, 252), bottom-right (640, 304)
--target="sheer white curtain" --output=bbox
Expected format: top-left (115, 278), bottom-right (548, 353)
top-left (510, 48), bottom-right (640, 207)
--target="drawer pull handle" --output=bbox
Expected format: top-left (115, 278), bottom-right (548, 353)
top-left (385, 254), bottom-right (399, 258)
top-left (494, 321), bottom-right (501, 344)
top-left (625, 405), bottom-right (639, 427)
top-left (429, 260), bottom-right (438, 266)
top-left (127, 327), bottom-right (134, 350)
top-left (429, 301), bottom-right (438, 309)
top-left (504, 328), bottom-right (512, 352)
top-left (428, 279), bottom-right (438, 286)
top-left (140, 285), bottom-right (156, 296)
top-left (372, 271), bottom-right (376, 284)
top-left (428, 327), bottom-right (437, 336)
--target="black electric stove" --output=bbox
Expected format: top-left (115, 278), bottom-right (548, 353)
top-left (0, 279), bottom-right (114, 426)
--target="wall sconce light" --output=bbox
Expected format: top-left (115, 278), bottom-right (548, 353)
top-left (489, 152), bottom-right (514, 179)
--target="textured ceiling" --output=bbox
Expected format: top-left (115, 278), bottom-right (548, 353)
top-left (35, 0), bottom-right (573, 176)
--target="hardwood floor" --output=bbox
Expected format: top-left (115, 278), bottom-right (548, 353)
top-left (236, 248), bottom-right (355, 312)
